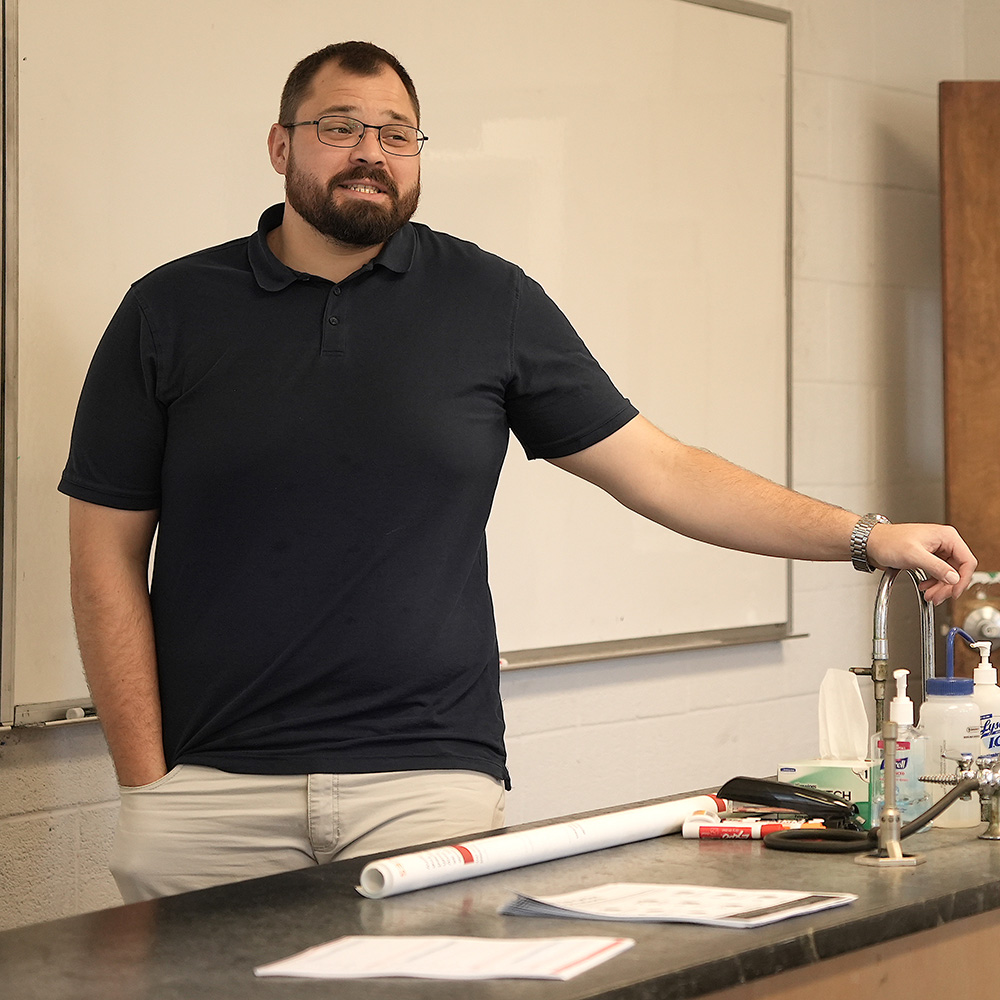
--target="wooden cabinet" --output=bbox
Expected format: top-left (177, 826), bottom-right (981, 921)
top-left (940, 81), bottom-right (1000, 648)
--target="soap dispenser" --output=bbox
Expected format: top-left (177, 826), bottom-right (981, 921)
top-left (972, 641), bottom-right (1000, 758)
top-left (869, 669), bottom-right (930, 828)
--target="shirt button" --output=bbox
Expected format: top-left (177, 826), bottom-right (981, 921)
top-left (333, 287), bottom-right (342, 295)
top-left (328, 316), bottom-right (339, 325)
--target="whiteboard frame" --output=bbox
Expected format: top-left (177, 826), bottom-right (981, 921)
top-left (0, 0), bottom-right (793, 726)
top-left (500, 0), bottom-right (793, 668)
top-left (1, 0), bottom-right (17, 726)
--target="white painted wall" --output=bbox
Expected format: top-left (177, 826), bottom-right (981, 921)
top-left (1, 0), bottom-right (994, 929)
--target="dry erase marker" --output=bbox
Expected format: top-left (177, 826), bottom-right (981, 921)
top-left (682, 814), bottom-right (826, 840)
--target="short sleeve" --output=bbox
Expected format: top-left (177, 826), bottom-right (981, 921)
top-left (58, 289), bottom-right (166, 510)
top-left (504, 272), bottom-right (638, 460)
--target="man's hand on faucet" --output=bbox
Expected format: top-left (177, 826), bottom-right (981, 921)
top-left (866, 522), bottom-right (977, 606)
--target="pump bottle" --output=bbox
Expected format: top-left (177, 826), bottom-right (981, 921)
top-left (973, 641), bottom-right (1000, 758)
top-left (869, 669), bottom-right (930, 828)
top-left (918, 669), bottom-right (982, 828)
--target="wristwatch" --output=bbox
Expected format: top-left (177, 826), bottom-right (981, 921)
top-left (850, 513), bottom-right (890, 572)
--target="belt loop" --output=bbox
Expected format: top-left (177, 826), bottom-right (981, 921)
top-left (306, 773), bottom-right (337, 861)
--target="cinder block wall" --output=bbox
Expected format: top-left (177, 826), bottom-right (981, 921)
top-left (2, 0), bottom-right (994, 930)
top-left (0, 725), bottom-right (119, 928)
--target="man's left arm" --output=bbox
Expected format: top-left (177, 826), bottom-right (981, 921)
top-left (547, 415), bottom-right (976, 606)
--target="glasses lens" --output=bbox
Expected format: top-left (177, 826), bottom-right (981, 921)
top-left (379, 125), bottom-right (421, 154)
top-left (317, 116), bottom-right (364, 146)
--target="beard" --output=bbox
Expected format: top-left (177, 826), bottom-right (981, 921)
top-left (285, 155), bottom-right (420, 249)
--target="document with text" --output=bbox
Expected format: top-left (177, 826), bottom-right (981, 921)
top-left (499, 883), bottom-right (857, 928)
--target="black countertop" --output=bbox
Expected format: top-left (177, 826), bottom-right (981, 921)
top-left (3, 795), bottom-right (1000, 1000)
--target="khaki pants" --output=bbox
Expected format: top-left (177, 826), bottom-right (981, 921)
top-left (110, 765), bottom-right (505, 903)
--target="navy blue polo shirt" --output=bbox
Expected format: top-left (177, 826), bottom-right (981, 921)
top-left (59, 205), bottom-right (638, 783)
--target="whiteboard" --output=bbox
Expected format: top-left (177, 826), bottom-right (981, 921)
top-left (1, 0), bottom-right (789, 723)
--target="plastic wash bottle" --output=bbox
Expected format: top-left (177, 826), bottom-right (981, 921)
top-left (869, 669), bottom-right (930, 829)
top-left (973, 641), bottom-right (1000, 758)
top-left (918, 670), bottom-right (982, 829)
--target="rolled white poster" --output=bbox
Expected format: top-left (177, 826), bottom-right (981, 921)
top-left (357, 794), bottom-right (724, 899)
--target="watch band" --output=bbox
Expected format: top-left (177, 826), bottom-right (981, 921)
top-left (850, 513), bottom-right (890, 572)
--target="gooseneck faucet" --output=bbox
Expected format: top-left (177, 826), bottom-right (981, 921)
top-left (851, 569), bottom-right (935, 732)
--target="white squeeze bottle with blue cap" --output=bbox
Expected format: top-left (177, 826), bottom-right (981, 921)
top-left (973, 641), bottom-right (1000, 758)
top-left (869, 669), bottom-right (930, 828)
top-left (919, 662), bottom-right (982, 829)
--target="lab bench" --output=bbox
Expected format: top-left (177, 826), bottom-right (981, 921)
top-left (2, 790), bottom-right (998, 999)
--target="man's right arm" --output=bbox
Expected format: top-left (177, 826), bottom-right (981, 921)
top-left (69, 498), bottom-right (165, 787)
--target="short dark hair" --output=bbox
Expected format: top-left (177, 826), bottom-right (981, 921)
top-left (279, 41), bottom-right (420, 125)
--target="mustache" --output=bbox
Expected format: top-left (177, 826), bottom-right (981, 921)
top-left (327, 165), bottom-right (400, 200)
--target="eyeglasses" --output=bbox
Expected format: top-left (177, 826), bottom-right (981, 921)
top-left (281, 115), bottom-right (429, 156)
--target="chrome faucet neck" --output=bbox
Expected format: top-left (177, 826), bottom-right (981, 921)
top-left (854, 568), bottom-right (936, 731)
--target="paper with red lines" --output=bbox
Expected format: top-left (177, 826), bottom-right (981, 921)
top-left (254, 934), bottom-right (634, 981)
top-left (355, 794), bottom-right (723, 899)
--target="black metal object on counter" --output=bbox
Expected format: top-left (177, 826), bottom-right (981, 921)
top-left (716, 776), bottom-right (862, 828)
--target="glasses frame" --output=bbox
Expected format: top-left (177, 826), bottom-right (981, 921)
top-left (281, 115), bottom-right (429, 157)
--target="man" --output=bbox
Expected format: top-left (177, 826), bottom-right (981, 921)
top-left (60, 41), bottom-right (975, 903)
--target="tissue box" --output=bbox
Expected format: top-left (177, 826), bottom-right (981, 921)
top-left (777, 759), bottom-right (871, 829)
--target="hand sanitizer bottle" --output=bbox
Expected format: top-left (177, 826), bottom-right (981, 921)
top-left (973, 641), bottom-right (1000, 758)
top-left (869, 669), bottom-right (931, 829)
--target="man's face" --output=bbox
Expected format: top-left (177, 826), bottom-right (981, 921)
top-left (274, 61), bottom-right (422, 248)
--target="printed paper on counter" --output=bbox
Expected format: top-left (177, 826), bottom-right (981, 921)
top-left (253, 934), bottom-right (635, 981)
top-left (499, 883), bottom-right (857, 928)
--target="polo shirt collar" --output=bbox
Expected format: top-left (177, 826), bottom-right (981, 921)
top-left (375, 221), bottom-right (415, 274)
top-left (249, 203), bottom-right (416, 290)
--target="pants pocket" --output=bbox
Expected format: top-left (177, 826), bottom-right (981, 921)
top-left (118, 764), bottom-right (185, 794)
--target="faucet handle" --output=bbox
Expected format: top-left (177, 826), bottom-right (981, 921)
top-left (922, 754), bottom-right (996, 783)
top-left (941, 751), bottom-right (976, 771)
top-left (849, 665), bottom-right (872, 678)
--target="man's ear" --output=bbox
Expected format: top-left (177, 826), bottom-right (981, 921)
top-left (267, 123), bottom-right (290, 176)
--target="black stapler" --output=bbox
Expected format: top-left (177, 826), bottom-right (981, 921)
top-left (716, 776), bottom-right (862, 830)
